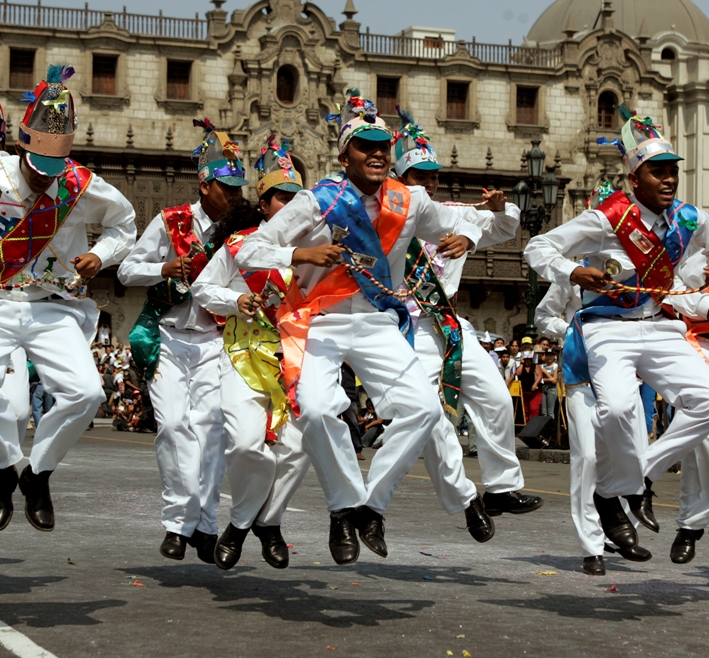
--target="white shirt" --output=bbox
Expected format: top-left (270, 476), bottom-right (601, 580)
top-left (117, 201), bottom-right (218, 332)
top-left (534, 283), bottom-right (583, 340)
top-left (524, 196), bottom-right (709, 319)
top-left (0, 154), bottom-right (136, 301)
top-left (233, 183), bottom-right (483, 315)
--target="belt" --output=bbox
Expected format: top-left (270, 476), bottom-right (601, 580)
top-left (607, 311), bottom-right (664, 322)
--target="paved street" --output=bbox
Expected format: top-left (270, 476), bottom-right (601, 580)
top-left (0, 426), bottom-right (707, 658)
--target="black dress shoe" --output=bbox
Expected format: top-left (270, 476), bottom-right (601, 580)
top-left (482, 490), bottom-right (544, 516)
top-left (252, 524), bottom-right (289, 569)
top-left (0, 465), bottom-right (19, 531)
top-left (465, 496), bottom-right (495, 543)
top-left (625, 477), bottom-right (659, 533)
top-left (187, 529), bottom-right (217, 564)
top-left (593, 492), bottom-right (637, 549)
top-left (671, 528), bottom-right (704, 564)
top-left (160, 532), bottom-right (188, 560)
top-left (329, 508), bottom-right (360, 565)
top-left (357, 506), bottom-right (387, 558)
top-left (18, 465), bottom-right (54, 532)
top-left (214, 523), bottom-right (250, 570)
top-left (583, 555), bottom-right (606, 576)
top-left (605, 542), bottom-right (652, 562)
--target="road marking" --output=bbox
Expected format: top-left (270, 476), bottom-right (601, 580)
top-left (80, 434), bottom-right (154, 447)
top-left (0, 620), bottom-right (58, 658)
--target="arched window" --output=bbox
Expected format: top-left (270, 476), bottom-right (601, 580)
top-left (598, 91), bottom-right (617, 129)
top-left (277, 66), bottom-right (297, 105)
top-left (661, 47), bottom-right (677, 60)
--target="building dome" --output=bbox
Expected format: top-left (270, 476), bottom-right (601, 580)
top-left (527, 0), bottom-right (709, 45)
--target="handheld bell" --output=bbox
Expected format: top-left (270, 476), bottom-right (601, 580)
top-left (331, 224), bottom-right (350, 243)
top-left (604, 258), bottom-right (622, 277)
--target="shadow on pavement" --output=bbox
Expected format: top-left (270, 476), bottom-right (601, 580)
top-left (503, 553), bottom-right (648, 574)
top-left (0, 574), bottom-right (66, 595)
top-left (0, 558), bottom-right (23, 566)
top-left (0, 600), bottom-right (127, 627)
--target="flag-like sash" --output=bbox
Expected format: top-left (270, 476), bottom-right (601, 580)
top-left (404, 238), bottom-right (463, 414)
top-left (276, 176), bottom-right (411, 413)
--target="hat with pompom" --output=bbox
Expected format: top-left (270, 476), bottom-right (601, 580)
top-left (326, 89), bottom-right (391, 154)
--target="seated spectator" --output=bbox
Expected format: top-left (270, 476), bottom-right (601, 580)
top-left (517, 351), bottom-right (543, 420)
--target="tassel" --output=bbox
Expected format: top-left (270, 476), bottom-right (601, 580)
top-left (396, 105), bottom-right (415, 127)
top-left (192, 117), bottom-right (215, 135)
top-left (617, 103), bottom-right (635, 122)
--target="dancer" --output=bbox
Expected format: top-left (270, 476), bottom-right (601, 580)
top-left (390, 109), bottom-right (541, 542)
top-left (118, 119), bottom-right (243, 563)
top-left (192, 134), bottom-right (310, 570)
top-left (0, 65), bottom-right (136, 532)
top-left (524, 107), bottom-right (709, 550)
top-left (233, 91), bottom-right (483, 565)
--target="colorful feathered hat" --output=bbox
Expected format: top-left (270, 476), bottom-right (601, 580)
top-left (192, 118), bottom-right (248, 187)
top-left (598, 105), bottom-right (682, 174)
top-left (254, 134), bottom-right (303, 199)
top-left (18, 64), bottom-right (76, 176)
top-left (326, 89), bottom-right (391, 154)
top-left (392, 107), bottom-right (442, 177)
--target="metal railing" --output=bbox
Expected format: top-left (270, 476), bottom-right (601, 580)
top-left (360, 32), bottom-right (562, 68)
top-left (0, 1), bottom-right (207, 40)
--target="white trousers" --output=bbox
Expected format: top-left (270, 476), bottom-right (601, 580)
top-left (148, 326), bottom-right (227, 536)
top-left (584, 317), bottom-right (709, 497)
top-left (295, 312), bottom-right (441, 514)
top-left (219, 351), bottom-right (310, 529)
top-left (0, 300), bottom-right (103, 472)
top-left (2, 348), bottom-right (30, 443)
top-left (566, 384), bottom-right (647, 557)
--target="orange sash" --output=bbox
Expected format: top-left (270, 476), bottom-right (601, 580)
top-left (276, 178), bottom-right (411, 412)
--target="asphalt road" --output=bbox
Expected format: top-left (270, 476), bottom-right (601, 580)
top-left (0, 426), bottom-right (707, 658)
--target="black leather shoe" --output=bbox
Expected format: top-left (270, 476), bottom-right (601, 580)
top-left (251, 524), bottom-right (289, 569)
top-left (160, 532), bottom-right (188, 560)
top-left (214, 523), bottom-right (250, 570)
top-left (187, 529), bottom-right (217, 564)
top-left (605, 542), bottom-right (652, 562)
top-left (465, 496), bottom-right (495, 543)
top-left (356, 506), bottom-right (387, 558)
top-left (329, 508), bottom-right (360, 565)
top-left (18, 465), bottom-right (54, 532)
top-left (593, 492), bottom-right (637, 549)
top-left (482, 491), bottom-right (544, 516)
top-left (0, 465), bottom-right (19, 531)
top-left (670, 528), bottom-right (704, 564)
top-left (583, 555), bottom-right (606, 576)
top-left (625, 477), bottom-right (659, 533)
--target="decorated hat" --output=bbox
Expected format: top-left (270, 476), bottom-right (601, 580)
top-left (392, 107), bottom-right (442, 176)
top-left (18, 65), bottom-right (76, 177)
top-left (254, 134), bottom-right (303, 199)
top-left (597, 105), bottom-right (683, 174)
top-left (192, 118), bottom-right (248, 187)
top-left (326, 89), bottom-right (391, 154)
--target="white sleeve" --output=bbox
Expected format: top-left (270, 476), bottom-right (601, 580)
top-left (534, 283), bottom-right (573, 340)
top-left (412, 188), bottom-right (482, 250)
top-left (117, 214), bottom-right (169, 287)
top-left (191, 244), bottom-right (251, 318)
top-left (83, 175), bottom-right (137, 268)
top-left (467, 202), bottom-right (521, 250)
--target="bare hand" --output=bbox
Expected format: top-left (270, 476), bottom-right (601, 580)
top-left (237, 293), bottom-right (264, 318)
top-left (483, 189), bottom-right (507, 213)
top-left (570, 265), bottom-right (611, 290)
top-left (532, 384), bottom-right (538, 391)
top-left (438, 234), bottom-right (472, 259)
top-left (292, 244), bottom-right (345, 268)
top-left (70, 253), bottom-right (102, 279)
top-left (161, 256), bottom-right (192, 280)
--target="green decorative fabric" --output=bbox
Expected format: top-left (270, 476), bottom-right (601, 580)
top-left (404, 238), bottom-right (463, 415)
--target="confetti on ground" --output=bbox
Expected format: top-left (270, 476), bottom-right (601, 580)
top-left (462, 651), bottom-right (472, 657)
top-left (286, 544), bottom-right (294, 548)
top-left (326, 646), bottom-right (336, 651)
top-left (456, 634), bottom-right (466, 639)
top-left (330, 586), bottom-right (338, 590)
top-left (447, 652), bottom-right (454, 656)
top-left (420, 551), bottom-right (449, 559)
top-left (67, 558), bottom-right (75, 565)
top-left (292, 551), bottom-right (299, 555)
top-left (313, 561), bottom-right (321, 565)
top-left (536, 571), bottom-right (557, 576)
top-left (606, 585), bottom-right (617, 592)
top-left (422, 575), bottom-right (433, 581)
top-left (133, 580), bottom-right (145, 587)
top-left (351, 582), bottom-right (361, 587)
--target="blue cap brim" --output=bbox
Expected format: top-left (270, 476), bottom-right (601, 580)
top-left (27, 152), bottom-right (67, 177)
top-left (215, 175), bottom-right (249, 187)
top-left (648, 153), bottom-right (684, 163)
top-left (410, 161), bottom-right (444, 171)
top-left (355, 129), bottom-right (392, 142)
top-left (271, 182), bottom-right (304, 194)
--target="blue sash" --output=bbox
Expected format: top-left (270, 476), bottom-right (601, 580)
top-left (311, 175), bottom-right (413, 346)
top-left (562, 199), bottom-right (697, 386)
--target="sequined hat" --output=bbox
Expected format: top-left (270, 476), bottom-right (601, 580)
top-left (254, 133), bottom-right (304, 199)
top-left (192, 118), bottom-right (248, 187)
top-left (18, 64), bottom-right (76, 177)
top-left (326, 89), bottom-right (391, 154)
top-left (392, 107), bottom-right (443, 176)
top-left (598, 104), bottom-right (683, 174)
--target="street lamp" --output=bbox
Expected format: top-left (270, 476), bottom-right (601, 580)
top-left (516, 139), bottom-right (560, 340)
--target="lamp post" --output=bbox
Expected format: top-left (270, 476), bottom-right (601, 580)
top-left (512, 139), bottom-right (560, 340)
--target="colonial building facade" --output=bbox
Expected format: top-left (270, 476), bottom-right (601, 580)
top-left (0, 0), bottom-right (707, 341)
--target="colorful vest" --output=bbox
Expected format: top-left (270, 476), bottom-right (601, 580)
top-left (129, 204), bottom-right (216, 379)
top-left (404, 238), bottom-right (463, 415)
top-left (563, 193), bottom-right (698, 387)
top-left (223, 228), bottom-right (293, 433)
top-left (0, 159), bottom-right (92, 291)
top-left (277, 176), bottom-right (411, 413)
